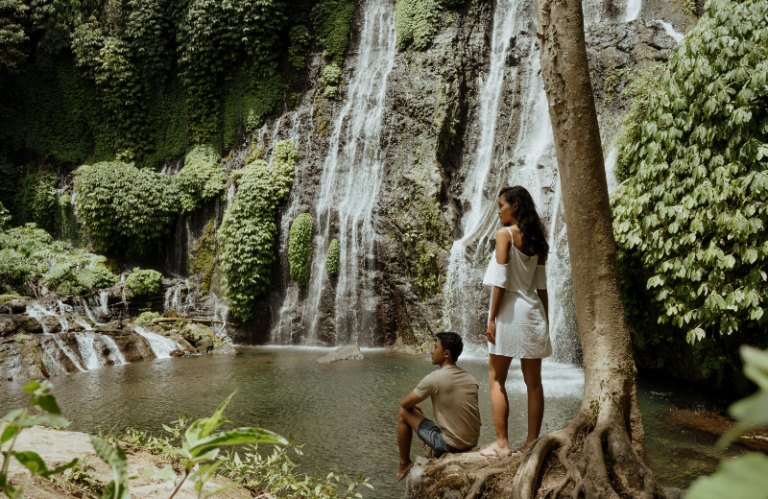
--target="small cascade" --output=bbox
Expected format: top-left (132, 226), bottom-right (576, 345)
top-left (624, 0), bottom-right (642, 22)
top-left (212, 293), bottom-right (230, 341)
top-left (164, 280), bottom-right (194, 316)
top-left (100, 335), bottom-right (127, 365)
top-left (135, 326), bottom-right (182, 358)
top-left (75, 332), bottom-right (103, 370)
top-left (273, 0), bottom-right (397, 345)
top-left (27, 302), bottom-right (70, 333)
top-left (49, 334), bottom-right (86, 372)
top-left (604, 148), bottom-right (620, 194)
top-left (656, 20), bottom-right (685, 43)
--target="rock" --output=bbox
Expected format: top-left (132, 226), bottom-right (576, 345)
top-left (196, 337), bottom-right (213, 352)
top-left (316, 345), bottom-right (364, 363)
top-left (0, 298), bottom-right (29, 314)
top-left (667, 409), bottom-right (768, 453)
top-left (0, 315), bottom-right (49, 336)
top-left (4, 425), bottom-right (252, 499)
top-left (212, 341), bottom-right (237, 356)
top-left (163, 309), bottom-right (180, 318)
top-left (170, 349), bottom-right (185, 357)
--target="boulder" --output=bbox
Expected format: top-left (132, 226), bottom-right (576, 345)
top-left (0, 315), bottom-right (49, 336)
top-left (1, 298), bottom-right (29, 314)
top-left (170, 349), bottom-right (185, 358)
top-left (316, 345), bottom-right (365, 364)
top-left (196, 337), bottom-right (213, 352)
top-left (212, 341), bottom-right (237, 356)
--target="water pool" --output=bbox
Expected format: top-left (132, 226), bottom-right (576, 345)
top-left (0, 347), bottom-right (745, 497)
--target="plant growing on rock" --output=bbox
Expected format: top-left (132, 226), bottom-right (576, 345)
top-left (612, 0), bottom-right (768, 345)
top-left (74, 161), bottom-right (179, 254)
top-left (311, 0), bottom-right (355, 66)
top-left (395, 0), bottom-right (467, 52)
top-left (288, 213), bottom-right (314, 287)
top-left (135, 311), bottom-right (161, 325)
top-left (125, 268), bottom-right (163, 296)
top-left (174, 145), bottom-right (226, 212)
top-left (326, 238), bottom-right (340, 275)
top-left (219, 140), bottom-right (298, 320)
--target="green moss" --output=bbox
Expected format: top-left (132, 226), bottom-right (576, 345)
top-left (189, 219), bottom-right (216, 295)
top-left (288, 213), bottom-right (314, 287)
top-left (125, 268), bottom-right (163, 296)
top-left (395, 0), bottom-right (468, 51)
top-left (312, 0), bottom-right (356, 66)
top-left (326, 238), bottom-right (340, 275)
top-left (135, 311), bottom-right (161, 325)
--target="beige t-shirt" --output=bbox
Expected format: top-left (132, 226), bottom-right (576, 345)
top-left (413, 364), bottom-right (481, 450)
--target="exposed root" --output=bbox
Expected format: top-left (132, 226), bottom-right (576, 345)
top-left (464, 465), bottom-right (512, 499)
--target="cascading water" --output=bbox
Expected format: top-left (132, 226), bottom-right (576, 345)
top-left (75, 332), bottom-right (102, 370)
top-left (443, 0), bottom-right (640, 361)
top-left (272, 0), bottom-right (397, 345)
top-left (135, 326), bottom-right (182, 358)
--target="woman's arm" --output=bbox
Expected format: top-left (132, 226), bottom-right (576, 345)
top-left (537, 289), bottom-right (549, 324)
top-left (487, 229), bottom-right (512, 344)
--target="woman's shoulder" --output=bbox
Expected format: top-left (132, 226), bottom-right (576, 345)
top-left (496, 226), bottom-right (514, 240)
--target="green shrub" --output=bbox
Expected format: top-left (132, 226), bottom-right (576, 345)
top-left (288, 25), bottom-right (311, 71)
top-left (41, 249), bottom-right (117, 296)
top-left (322, 64), bottom-right (342, 86)
top-left (0, 249), bottom-right (34, 287)
top-left (74, 160), bottom-right (179, 254)
top-left (326, 238), bottom-right (340, 275)
top-left (135, 311), bottom-right (161, 325)
top-left (612, 0), bottom-right (768, 344)
top-left (323, 85), bottom-right (339, 99)
top-left (125, 268), bottom-right (163, 296)
top-left (288, 214), bottom-right (314, 287)
top-left (311, 0), bottom-right (356, 66)
top-left (0, 223), bottom-right (53, 253)
top-left (175, 145), bottom-right (226, 212)
top-left (219, 141), bottom-right (298, 320)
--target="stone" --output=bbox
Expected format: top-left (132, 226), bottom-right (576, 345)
top-left (0, 315), bottom-right (48, 336)
top-left (196, 337), bottom-right (213, 352)
top-left (316, 345), bottom-right (364, 363)
top-left (662, 487), bottom-right (687, 499)
top-left (170, 349), bottom-right (185, 357)
top-left (212, 341), bottom-right (237, 356)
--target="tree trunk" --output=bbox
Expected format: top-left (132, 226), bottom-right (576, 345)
top-left (510, 0), bottom-right (665, 497)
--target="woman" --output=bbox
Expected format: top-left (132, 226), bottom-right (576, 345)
top-left (480, 186), bottom-right (550, 457)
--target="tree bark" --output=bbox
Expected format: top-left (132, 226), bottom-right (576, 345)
top-left (510, 0), bottom-right (665, 497)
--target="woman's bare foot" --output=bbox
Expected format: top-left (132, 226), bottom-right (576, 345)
top-left (479, 443), bottom-right (512, 457)
top-left (396, 461), bottom-right (414, 482)
top-left (512, 440), bottom-right (534, 454)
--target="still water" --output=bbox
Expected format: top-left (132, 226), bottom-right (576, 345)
top-left (0, 347), bottom-right (744, 497)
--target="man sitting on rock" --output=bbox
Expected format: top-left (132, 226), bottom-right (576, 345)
top-left (396, 332), bottom-right (481, 481)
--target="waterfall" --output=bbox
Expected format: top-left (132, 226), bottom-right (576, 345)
top-left (624, 0), bottom-right (642, 22)
top-left (100, 335), bottom-right (127, 365)
top-left (656, 20), bottom-right (685, 43)
top-left (49, 334), bottom-right (86, 372)
top-left (135, 326), bottom-right (182, 358)
top-left (75, 332), bottom-right (103, 370)
top-left (272, 0), bottom-right (397, 345)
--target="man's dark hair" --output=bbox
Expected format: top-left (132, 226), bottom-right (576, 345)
top-left (436, 332), bottom-right (463, 361)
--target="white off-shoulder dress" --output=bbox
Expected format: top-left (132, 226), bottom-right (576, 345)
top-left (483, 227), bottom-right (551, 359)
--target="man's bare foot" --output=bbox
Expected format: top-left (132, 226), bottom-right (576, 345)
top-left (396, 461), bottom-right (414, 482)
top-left (479, 443), bottom-right (511, 457)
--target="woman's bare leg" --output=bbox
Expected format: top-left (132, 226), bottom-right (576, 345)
top-left (516, 358), bottom-right (543, 452)
top-left (480, 353), bottom-right (514, 456)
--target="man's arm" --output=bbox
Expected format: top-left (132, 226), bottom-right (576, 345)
top-left (400, 391), bottom-right (425, 410)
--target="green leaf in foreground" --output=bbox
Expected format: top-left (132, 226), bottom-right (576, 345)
top-left (686, 453), bottom-right (768, 499)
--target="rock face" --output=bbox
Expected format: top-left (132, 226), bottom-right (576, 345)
top-left (316, 345), bottom-right (365, 363)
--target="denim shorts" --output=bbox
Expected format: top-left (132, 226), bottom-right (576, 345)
top-left (416, 419), bottom-right (465, 458)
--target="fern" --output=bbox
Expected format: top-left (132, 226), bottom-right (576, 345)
top-left (76, 267), bottom-right (119, 289)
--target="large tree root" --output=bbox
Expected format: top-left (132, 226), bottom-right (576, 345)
top-left (513, 403), bottom-right (665, 499)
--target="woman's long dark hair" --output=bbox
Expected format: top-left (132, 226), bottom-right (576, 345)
top-left (500, 186), bottom-right (549, 263)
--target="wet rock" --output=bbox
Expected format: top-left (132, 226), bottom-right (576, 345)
top-left (1, 298), bottom-right (29, 314)
top-left (0, 315), bottom-right (48, 336)
top-left (212, 341), bottom-right (237, 356)
top-left (316, 345), bottom-right (364, 363)
top-left (196, 337), bottom-right (213, 352)
top-left (663, 487), bottom-right (687, 499)
top-left (170, 349), bottom-right (185, 357)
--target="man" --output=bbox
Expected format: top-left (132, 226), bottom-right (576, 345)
top-left (29, 274), bottom-right (40, 298)
top-left (396, 332), bottom-right (481, 481)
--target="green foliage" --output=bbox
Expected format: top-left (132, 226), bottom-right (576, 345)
top-left (135, 311), bottom-right (161, 325)
top-left (288, 25), bottom-right (311, 71)
top-left (221, 440), bottom-right (373, 498)
top-left (219, 140), bottom-right (298, 320)
top-left (189, 219), bottom-right (216, 295)
top-left (288, 213), bottom-right (314, 287)
top-left (326, 238), bottom-right (340, 275)
top-left (175, 145), bottom-right (226, 212)
top-left (12, 171), bottom-right (57, 232)
top-left (125, 268), bottom-right (163, 296)
top-left (0, 203), bottom-right (10, 232)
top-left (323, 85), bottom-right (340, 99)
top-left (322, 64), bottom-right (342, 86)
top-left (0, 381), bottom-right (78, 499)
top-left (415, 242), bottom-right (441, 300)
top-left (612, 0), bottom-right (768, 344)
top-left (0, 0), bottom-right (28, 75)
top-left (395, 0), bottom-right (466, 51)
top-left (41, 249), bottom-right (117, 296)
top-left (74, 161), bottom-right (179, 254)
top-left (686, 346), bottom-right (768, 499)
top-left (311, 0), bottom-right (355, 66)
